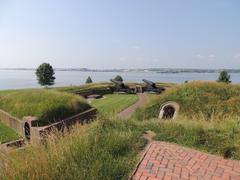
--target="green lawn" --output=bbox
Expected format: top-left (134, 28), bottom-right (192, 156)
top-left (0, 122), bottom-right (19, 144)
top-left (90, 94), bottom-right (139, 116)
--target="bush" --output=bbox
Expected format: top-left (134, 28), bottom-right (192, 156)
top-left (85, 76), bottom-right (93, 84)
top-left (217, 71), bottom-right (231, 83)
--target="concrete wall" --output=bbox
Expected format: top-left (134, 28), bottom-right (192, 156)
top-left (0, 108), bottom-right (96, 144)
top-left (31, 108), bottom-right (97, 143)
top-left (0, 110), bottom-right (25, 136)
top-left (77, 88), bottom-right (112, 97)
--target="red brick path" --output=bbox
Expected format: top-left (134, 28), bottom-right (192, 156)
top-left (132, 141), bottom-right (240, 180)
top-left (118, 93), bottom-right (149, 119)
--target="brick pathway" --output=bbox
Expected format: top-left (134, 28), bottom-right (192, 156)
top-left (118, 93), bottom-right (149, 119)
top-left (132, 141), bottom-right (240, 180)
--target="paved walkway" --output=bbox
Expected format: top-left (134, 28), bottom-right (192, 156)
top-left (132, 141), bottom-right (240, 180)
top-left (118, 93), bottom-right (149, 119)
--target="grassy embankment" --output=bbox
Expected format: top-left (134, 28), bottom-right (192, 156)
top-left (55, 83), bottom-right (113, 94)
top-left (90, 94), bottom-right (139, 116)
top-left (2, 81), bottom-right (240, 179)
top-left (138, 81), bottom-right (240, 120)
top-left (136, 81), bottom-right (240, 159)
top-left (57, 83), bottom-right (139, 115)
top-left (0, 89), bottom-right (91, 126)
top-left (0, 122), bottom-right (19, 144)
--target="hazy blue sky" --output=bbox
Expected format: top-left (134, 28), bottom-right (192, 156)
top-left (0, 0), bottom-right (240, 69)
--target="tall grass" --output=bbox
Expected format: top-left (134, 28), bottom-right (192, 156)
top-left (138, 116), bottom-right (240, 159)
top-left (1, 115), bottom-right (240, 179)
top-left (0, 89), bottom-right (91, 125)
top-left (2, 82), bottom-right (240, 179)
top-left (138, 81), bottom-right (240, 120)
top-left (0, 118), bottom-right (146, 180)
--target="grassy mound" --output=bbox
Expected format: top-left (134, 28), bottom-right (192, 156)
top-left (0, 122), bottom-right (19, 144)
top-left (139, 81), bottom-right (240, 120)
top-left (0, 89), bottom-right (91, 125)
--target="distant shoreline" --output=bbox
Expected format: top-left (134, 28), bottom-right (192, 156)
top-left (0, 68), bottom-right (240, 73)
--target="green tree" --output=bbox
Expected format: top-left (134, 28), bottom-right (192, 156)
top-left (36, 63), bottom-right (56, 86)
top-left (217, 71), bottom-right (231, 83)
top-left (86, 76), bottom-right (93, 84)
top-left (114, 75), bottom-right (123, 82)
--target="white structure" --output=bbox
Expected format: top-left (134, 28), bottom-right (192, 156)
top-left (159, 101), bottom-right (180, 120)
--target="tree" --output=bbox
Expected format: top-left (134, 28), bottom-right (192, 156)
top-left (114, 75), bottom-right (123, 82)
top-left (36, 63), bottom-right (56, 86)
top-left (217, 71), bottom-right (231, 83)
top-left (86, 76), bottom-right (93, 84)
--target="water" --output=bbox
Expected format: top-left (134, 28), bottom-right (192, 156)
top-left (0, 70), bottom-right (239, 90)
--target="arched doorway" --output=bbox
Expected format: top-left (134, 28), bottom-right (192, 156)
top-left (24, 122), bottom-right (31, 140)
top-left (159, 102), bottom-right (180, 120)
top-left (162, 105), bottom-right (175, 119)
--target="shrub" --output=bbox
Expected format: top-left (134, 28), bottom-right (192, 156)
top-left (217, 71), bottom-right (231, 83)
top-left (85, 76), bottom-right (93, 84)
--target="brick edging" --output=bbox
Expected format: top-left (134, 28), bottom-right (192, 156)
top-left (128, 141), bottom-right (153, 180)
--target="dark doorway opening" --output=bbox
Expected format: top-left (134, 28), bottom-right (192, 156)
top-left (24, 122), bottom-right (31, 140)
top-left (162, 105), bottom-right (175, 119)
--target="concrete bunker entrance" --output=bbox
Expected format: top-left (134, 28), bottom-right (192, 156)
top-left (24, 122), bottom-right (31, 140)
top-left (162, 105), bottom-right (175, 119)
top-left (159, 102), bottom-right (180, 120)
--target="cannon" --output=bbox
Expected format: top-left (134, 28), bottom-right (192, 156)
top-left (142, 79), bottom-right (157, 89)
top-left (110, 79), bottom-right (126, 89)
top-left (142, 79), bottom-right (165, 93)
top-left (110, 79), bottom-right (135, 93)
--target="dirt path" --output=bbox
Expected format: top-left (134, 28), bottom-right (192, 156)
top-left (118, 93), bottom-right (149, 119)
top-left (131, 141), bottom-right (240, 180)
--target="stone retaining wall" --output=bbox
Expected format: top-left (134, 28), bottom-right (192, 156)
top-left (77, 88), bottom-right (112, 97)
top-left (0, 108), bottom-right (97, 144)
top-left (0, 110), bottom-right (25, 136)
top-left (31, 108), bottom-right (97, 143)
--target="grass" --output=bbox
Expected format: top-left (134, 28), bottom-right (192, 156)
top-left (137, 117), bottom-right (240, 160)
top-left (0, 118), bottom-right (147, 180)
top-left (138, 81), bottom-right (240, 120)
top-left (55, 82), bottom-right (174, 95)
top-left (90, 94), bottom-right (139, 116)
top-left (2, 116), bottom-right (240, 179)
top-left (0, 89), bottom-right (91, 126)
top-left (55, 83), bottom-right (113, 94)
top-left (0, 122), bottom-right (19, 144)
top-left (2, 81), bottom-right (240, 179)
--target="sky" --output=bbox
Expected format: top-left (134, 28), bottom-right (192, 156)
top-left (0, 0), bottom-right (240, 69)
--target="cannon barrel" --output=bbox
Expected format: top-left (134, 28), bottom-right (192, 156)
top-left (142, 79), bottom-right (156, 86)
top-left (110, 79), bottom-right (125, 87)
